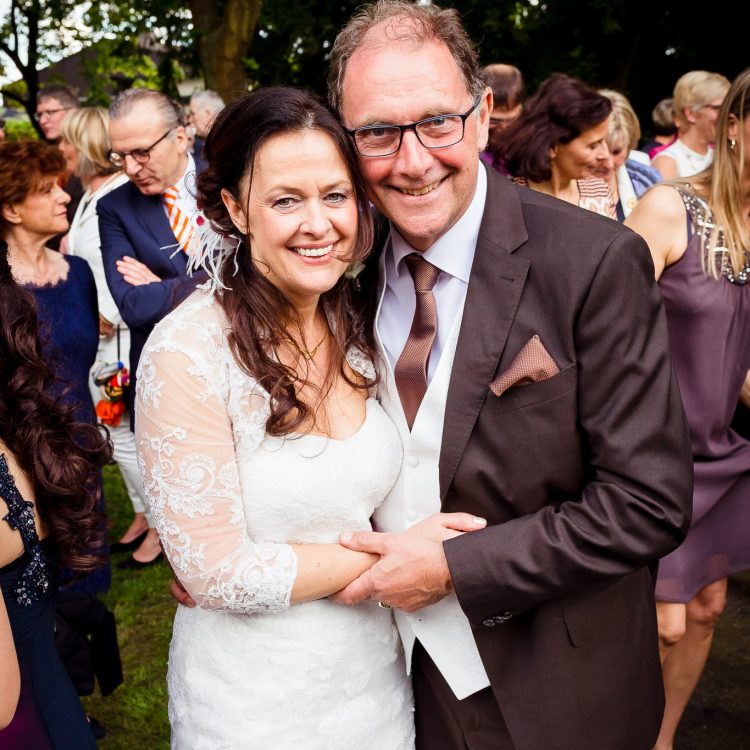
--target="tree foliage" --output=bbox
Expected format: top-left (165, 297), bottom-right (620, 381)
top-left (2, 0), bottom-right (746, 132)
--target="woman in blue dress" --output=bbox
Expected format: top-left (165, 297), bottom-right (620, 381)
top-left (0, 140), bottom-right (109, 595)
top-left (0, 236), bottom-right (111, 748)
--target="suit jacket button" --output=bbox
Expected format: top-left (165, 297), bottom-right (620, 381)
top-left (482, 618), bottom-right (496, 627)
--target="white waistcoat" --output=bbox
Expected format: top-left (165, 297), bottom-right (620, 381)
top-left (373, 256), bottom-right (490, 700)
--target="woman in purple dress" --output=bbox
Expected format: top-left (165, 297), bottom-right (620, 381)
top-left (626, 67), bottom-right (750, 750)
top-left (0, 237), bottom-right (111, 748)
top-left (0, 140), bottom-right (109, 595)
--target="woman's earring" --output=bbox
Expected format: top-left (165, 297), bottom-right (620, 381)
top-left (730, 138), bottom-right (737, 151)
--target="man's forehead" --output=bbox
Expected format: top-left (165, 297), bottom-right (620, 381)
top-left (111, 103), bottom-right (166, 143)
top-left (37, 97), bottom-right (62, 111)
top-left (342, 37), bottom-right (469, 124)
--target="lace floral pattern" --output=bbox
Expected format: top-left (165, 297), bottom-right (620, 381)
top-left (135, 290), bottom-right (414, 748)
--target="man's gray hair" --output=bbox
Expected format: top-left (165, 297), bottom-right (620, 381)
top-left (109, 88), bottom-right (185, 129)
top-left (190, 89), bottom-right (225, 113)
top-left (328, 0), bottom-right (485, 114)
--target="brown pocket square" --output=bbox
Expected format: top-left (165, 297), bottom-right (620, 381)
top-left (489, 335), bottom-right (561, 397)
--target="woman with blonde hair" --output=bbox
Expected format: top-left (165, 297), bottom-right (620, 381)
top-left (591, 89), bottom-right (661, 220)
top-left (652, 70), bottom-right (730, 178)
top-left (59, 108), bottom-right (160, 568)
top-left (626, 67), bottom-right (750, 750)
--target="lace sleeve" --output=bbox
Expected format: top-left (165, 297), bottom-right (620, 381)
top-left (135, 301), bottom-right (298, 613)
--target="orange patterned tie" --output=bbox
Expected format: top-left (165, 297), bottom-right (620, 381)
top-left (162, 186), bottom-right (192, 252)
top-left (394, 253), bottom-right (442, 430)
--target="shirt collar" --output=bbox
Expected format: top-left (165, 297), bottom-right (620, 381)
top-left (173, 152), bottom-right (197, 198)
top-left (388, 163), bottom-right (487, 284)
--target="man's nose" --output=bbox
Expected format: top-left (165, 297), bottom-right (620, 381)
top-left (122, 154), bottom-right (142, 177)
top-left (395, 129), bottom-right (433, 176)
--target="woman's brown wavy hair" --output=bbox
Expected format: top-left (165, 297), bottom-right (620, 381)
top-left (196, 87), bottom-right (377, 436)
top-left (498, 73), bottom-right (612, 183)
top-left (0, 240), bottom-right (110, 571)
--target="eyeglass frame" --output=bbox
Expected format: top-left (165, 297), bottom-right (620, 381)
top-left (345, 95), bottom-right (483, 157)
top-left (108, 127), bottom-right (176, 167)
top-left (33, 106), bottom-right (73, 121)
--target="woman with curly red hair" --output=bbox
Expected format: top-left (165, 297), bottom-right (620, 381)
top-left (0, 238), bottom-right (110, 748)
top-left (0, 139), bottom-right (110, 594)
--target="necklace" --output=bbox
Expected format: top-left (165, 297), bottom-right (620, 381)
top-left (284, 328), bottom-right (328, 361)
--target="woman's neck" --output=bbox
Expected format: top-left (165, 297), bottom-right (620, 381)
top-left (529, 172), bottom-right (579, 205)
top-left (5, 231), bottom-right (60, 285)
top-left (680, 127), bottom-right (710, 156)
top-left (87, 172), bottom-right (121, 194)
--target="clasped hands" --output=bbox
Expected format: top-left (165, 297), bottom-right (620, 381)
top-left (330, 512), bottom-right (486, 613)
top-left (168, 512), bottom-right (487, 612)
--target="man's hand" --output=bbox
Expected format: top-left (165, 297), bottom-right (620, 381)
top-left (116, 256), bottom-right (161, 286)
top-left (331, 512), bottom-right (486, 613)
top-left (170, 577), bottom-right (196, 608)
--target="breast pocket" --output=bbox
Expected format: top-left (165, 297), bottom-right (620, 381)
top-left (487, 363), bottom-right (577, 416)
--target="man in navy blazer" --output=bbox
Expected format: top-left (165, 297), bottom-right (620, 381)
top-left (98, 89), bottom-right (201, 426)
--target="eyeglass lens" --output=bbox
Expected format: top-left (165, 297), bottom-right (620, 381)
top-left (355, 116), bottom-right (465, 157)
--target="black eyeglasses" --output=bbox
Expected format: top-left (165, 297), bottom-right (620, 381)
top-left (34, 107), bottom-right (72, 121)
top-left (108, 128), bottom-right (175, 167)
top-left (346, 96), bottom-right (482, 157)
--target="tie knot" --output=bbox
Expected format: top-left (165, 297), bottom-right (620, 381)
top-left (404, 253), bottom-right (441, 293)
top-left (162, 186), bottom-right (178, 201)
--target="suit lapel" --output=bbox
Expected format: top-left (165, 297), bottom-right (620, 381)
top-left (129, 185), bottom-right (187, 274)
top-left (439, 167), bottom-right (530, 498)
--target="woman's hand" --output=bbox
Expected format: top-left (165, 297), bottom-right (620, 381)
top-left (404, 512), bottom-right (487, 543)
top-left (116, 256), bottom-right (161, 286)
top-left (740, 370), bottom-right (750, 408)
top-left (99, 315), bottom-right (116, 339)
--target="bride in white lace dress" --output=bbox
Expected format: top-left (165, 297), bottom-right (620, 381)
top-left (135, 89), bottom-right (414, 749)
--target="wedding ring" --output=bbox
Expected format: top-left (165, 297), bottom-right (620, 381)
top-left (378, 601), bottom-right (392, 609)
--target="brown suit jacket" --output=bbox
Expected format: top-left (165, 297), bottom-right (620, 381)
top-left (402, 167), bottom-right (692, 750)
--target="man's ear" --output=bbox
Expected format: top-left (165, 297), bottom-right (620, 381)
top-left (220, 188), bottom-right (247, 235)
top-left (174, 125), bottom-right (190, 154)
top-left (1, 203), bottom-right (22, 226)
top-left (476, 86), bottom-right (493, 152)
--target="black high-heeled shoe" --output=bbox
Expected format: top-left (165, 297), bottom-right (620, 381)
top-left (109, 529), bottom-right (148, 554)
top-left (117, 551), bottom-right (164, 570)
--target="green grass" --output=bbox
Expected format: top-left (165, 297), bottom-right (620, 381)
top-left (81, 464), bottom-right (173, 749)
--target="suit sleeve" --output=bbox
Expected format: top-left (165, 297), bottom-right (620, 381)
top-left (97, 197), bottom-right (187, 330)
top-left (445, 229), bottom-right (693, 620)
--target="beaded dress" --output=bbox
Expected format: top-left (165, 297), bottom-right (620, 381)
top-left (0, 454), bottom-right (96, 749)
top-left (656, 185), bottom-right (750, 602)
top-left (135, 290), bottom-right (415, 749)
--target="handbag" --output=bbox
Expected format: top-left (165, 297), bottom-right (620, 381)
top-left (92, 326), bottom-right (130, 426)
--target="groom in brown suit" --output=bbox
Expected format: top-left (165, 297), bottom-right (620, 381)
top-left (330, 3), bottom-right (693, 749)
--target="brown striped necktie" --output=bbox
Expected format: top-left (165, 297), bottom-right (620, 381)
top-left (394, 253), bottom-right (441, 430)
top-left (162, 185), bottom-right (192, 252)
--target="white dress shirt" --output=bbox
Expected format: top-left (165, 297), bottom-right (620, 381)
top-left (162, 153), bottom-right (199, 231)
top-left (375, 165), bottom-right (491, 699)
top-left (379, 165), bottom-right (487, 377)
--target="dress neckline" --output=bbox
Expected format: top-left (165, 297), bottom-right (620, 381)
top-left (292, 397), bottom-right (375, 444)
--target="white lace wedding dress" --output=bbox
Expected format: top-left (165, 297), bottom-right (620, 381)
top-left (135, 290), bottom-right (414, 750)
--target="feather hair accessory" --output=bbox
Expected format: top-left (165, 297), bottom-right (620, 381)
top-left (185, 211), bottom-right (241, 290)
